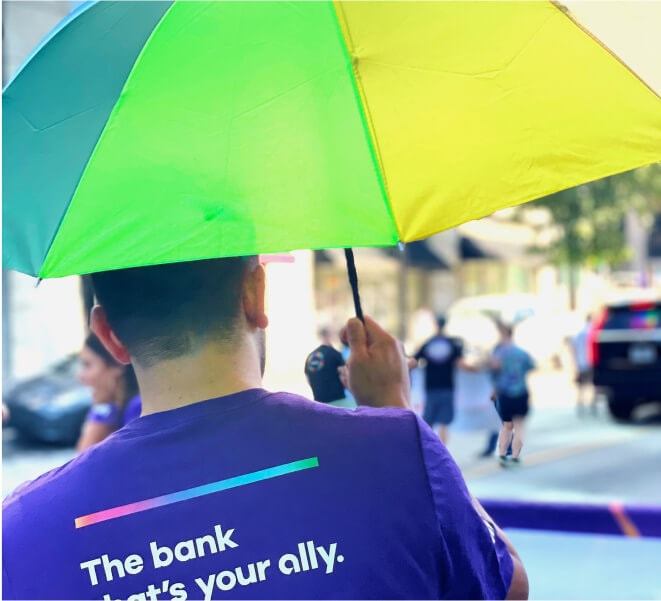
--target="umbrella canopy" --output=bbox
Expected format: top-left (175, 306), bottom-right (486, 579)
top-left (3, 0), bottom-right (661, 279)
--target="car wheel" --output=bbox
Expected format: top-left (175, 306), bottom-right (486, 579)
top-left (607, 394), bottom-right (634, 422)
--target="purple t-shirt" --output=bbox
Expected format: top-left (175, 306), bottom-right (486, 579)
top-left (85, 396), bottom-right (142, 430)
top-left (86, 402), bottom-right (122, 429)
top-left (122, 395), bottom-right (142, 426)
top-left (2, 390), bottom-right (512, 600)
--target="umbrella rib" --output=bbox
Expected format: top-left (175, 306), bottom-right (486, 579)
top-left (330, 1), bottom-right (400, 244)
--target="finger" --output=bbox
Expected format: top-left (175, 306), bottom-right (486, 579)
top-left (339, 325), bottom-right (348, 346)
top-left (345, 317), bottom-right (368, 357)
top-left (361, 315), bottom-right (391, 346)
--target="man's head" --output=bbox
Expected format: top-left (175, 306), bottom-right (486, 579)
top-left (436, 315), bottom-right (447, 333)
top-left (498, 322), bottom-right (513, 341)
top-left (318, 327), bottom-right (332, 344)
top-left (88, 256), bottom-right (268, 371)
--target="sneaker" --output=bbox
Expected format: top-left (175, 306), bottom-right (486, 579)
top-left (498, 455), bottom-right (508, 468)
top-left (510, 457), bottom-right (522, 467)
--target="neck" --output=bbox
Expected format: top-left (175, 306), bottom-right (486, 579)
top-left (134, 335), bottom-right (263, 416)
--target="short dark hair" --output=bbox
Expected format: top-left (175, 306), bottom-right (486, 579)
top-left (90, 257), bottom-right (255, 367)
top-left (436, 315), bottom-right (447, 330)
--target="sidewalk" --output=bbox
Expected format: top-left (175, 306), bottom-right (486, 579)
top-left (508, 528), bottom-right (661, 600)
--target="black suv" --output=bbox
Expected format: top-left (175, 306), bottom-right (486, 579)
top-left (590, 298), bottom-right (661, 421)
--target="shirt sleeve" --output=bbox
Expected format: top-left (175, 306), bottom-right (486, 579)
top-left (414, 415), bottom-right (514, 599)
top-left (122, 396), bottom-right (142, 426)
top-left (527, 351), bottom-right (536, 372)
top-left (336, 349), bottom-right (345, 367)
top-left (85, 403), bottom-right (120, 427)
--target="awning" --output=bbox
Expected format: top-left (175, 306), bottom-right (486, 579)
top-left (380, 241), bottom-right (449, 270)
top-left (460, 236), bottom-right (491, 260)
top-left (314, 247), bottom-right (399, 272)
top-left (316, 240), bottom-right (448, 270)
top-left (457, 217), bottom-right (546, 264)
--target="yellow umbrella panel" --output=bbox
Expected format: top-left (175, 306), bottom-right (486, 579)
top-left (336, 0), bottom-right (661, 241)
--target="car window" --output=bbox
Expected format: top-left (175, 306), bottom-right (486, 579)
top-left (603, 303), bottom-right (661, 330)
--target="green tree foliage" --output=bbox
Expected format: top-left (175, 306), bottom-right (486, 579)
top-left (517, 163), bottom-right (661, 308)
top-left (523, 163), bottom-right (661, 267)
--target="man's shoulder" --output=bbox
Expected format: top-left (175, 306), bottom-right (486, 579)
top-left (265, 391), bottom-right (412, 419)
top-left (513, 344), bottom-right (532, 358)
top-left (3, 452), bottom-right (87, 529)
top-left (305, 345), bottom-right (323, 359)
top-left (263, 391), bottom-right (424, 440)
top-left (320, 344), bottom-right (342, 357)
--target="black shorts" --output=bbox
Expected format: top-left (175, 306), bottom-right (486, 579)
top-left (422, 389), bottom-right (454, 426)
top-left (496, 392), bottom-right (529, 422)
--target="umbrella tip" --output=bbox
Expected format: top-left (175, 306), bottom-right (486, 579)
top-left (35, 277), bottom-right (42, 288)
top-left (397, 241), bottom-right (405, 251)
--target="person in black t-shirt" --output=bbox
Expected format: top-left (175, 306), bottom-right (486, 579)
top-left (414, 316), bottom-right (466, 444)
top-left (304, 328), bottom-right (353, 407)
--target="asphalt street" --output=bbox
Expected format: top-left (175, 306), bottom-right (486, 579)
top-left (448, 370), bottom-right (661, 506)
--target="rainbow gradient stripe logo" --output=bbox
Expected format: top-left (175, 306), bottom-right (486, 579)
top-left (75, 457), bottom-right (319, 529)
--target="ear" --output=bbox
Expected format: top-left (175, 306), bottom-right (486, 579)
top-left (90, 306), bottom-right (132, 365)
top-left (242, 263), bottom-right (269, 330)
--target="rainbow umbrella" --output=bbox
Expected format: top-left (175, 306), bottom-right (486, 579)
top-left (3, 1), bottom-right (661, 280)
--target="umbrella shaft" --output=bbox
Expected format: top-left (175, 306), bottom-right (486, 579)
top-left (344, 248), bottom-right (364, 323)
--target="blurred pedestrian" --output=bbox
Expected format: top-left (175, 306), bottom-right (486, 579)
top-left (481, 339), bottom-right (512, 459)
top-left (491, 324), bottom-right (535, 467)
top-left (570, 315), bottom-right (595, 415)
top-left (3, 257), bottom-right (527, 599)
top-left (480, 390), bottom-right (513, 458)
top-left (414, 315), bottom-right (467, 445)
top-left (304, 327), bottom-right (355, 409)
top-left (76, 332), bottom-right (141, 452)
top-left (480, 428), bottom-right (500, 458)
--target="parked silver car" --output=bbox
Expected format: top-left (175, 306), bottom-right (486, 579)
top-left (3, 354), bottom-right (91, 445)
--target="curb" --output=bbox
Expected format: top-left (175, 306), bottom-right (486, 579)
top-left (480, 499), bottom-right (661, 538)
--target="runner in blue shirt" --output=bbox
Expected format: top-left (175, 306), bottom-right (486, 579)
top-left (491, 324), bottom-right (536, 467)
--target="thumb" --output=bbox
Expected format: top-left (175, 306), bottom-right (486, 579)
top-left (345, 317), bottom-right (367, 357)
